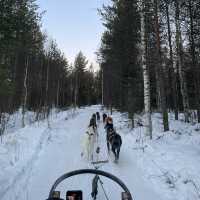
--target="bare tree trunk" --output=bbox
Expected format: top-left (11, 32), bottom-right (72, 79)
top-left (74, 70), bottom-right (78, 108)
top-left (188, 0), bottom-right (200, 122)
top-left (154, 0), bottom-right (169, 131)
top-left (45, 57), bottom-right (50, 127)
top-left (22, 57), bottom-right (29, 128)
top-left (127, 80), bottom-right (135, 129)
top-left (56, 80), bottom-right (60, 107)
top-left (166, 1), bottom-right (178, 120)
top-left (175, 0), bottom-right (190, 122)
top-left (68, 68), bottom-right (73, 106)
top-left (101, 68), bottom-right (104, 107)
top-left (35, 58), bottom-right (43, 122)
top-left (110, 98), bottom-right (113, 115)
top-left (140, 0), bottom-right (152, 139)
top-left (0, 113), bottom-right (9, 143)
top-left (132, 113), bottom-right (135, 129)
top-left (155, 69), bottom-right (161, 111)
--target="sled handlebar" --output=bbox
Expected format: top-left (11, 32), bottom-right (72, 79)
top-left (47, 169), bottom-right (133, 200)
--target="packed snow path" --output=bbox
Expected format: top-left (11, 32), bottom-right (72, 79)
top-left (2, 106), bottom-right (200, 200)
top-left (1, 106), bottom-right (163, 200)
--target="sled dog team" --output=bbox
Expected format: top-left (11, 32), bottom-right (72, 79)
top-left (81, 112), bottom-right (122, 163)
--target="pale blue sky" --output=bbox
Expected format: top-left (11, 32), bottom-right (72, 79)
top-left (36, 0), bottom-right (110, 67)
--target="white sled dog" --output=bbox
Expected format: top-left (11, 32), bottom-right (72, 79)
top-left (81, 126), bottom-right (95, 161)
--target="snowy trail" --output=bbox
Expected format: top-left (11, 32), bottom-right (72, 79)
top-left (3, 106), bottom-right (163, 200)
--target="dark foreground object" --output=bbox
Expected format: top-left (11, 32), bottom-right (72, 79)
top-left (46, 169), bottom-right (133, 200)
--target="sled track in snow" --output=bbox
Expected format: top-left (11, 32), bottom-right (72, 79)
top-left (0, 128), bottom-right (51, 199)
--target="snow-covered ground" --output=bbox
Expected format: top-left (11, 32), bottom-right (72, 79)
top-left (0, 106), bottom-right (200, 200)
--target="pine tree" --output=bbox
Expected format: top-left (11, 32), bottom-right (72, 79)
top-left (98, 0), bottom-right (142, 114)
top-left (74, 52), bottom-right (88, 106)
